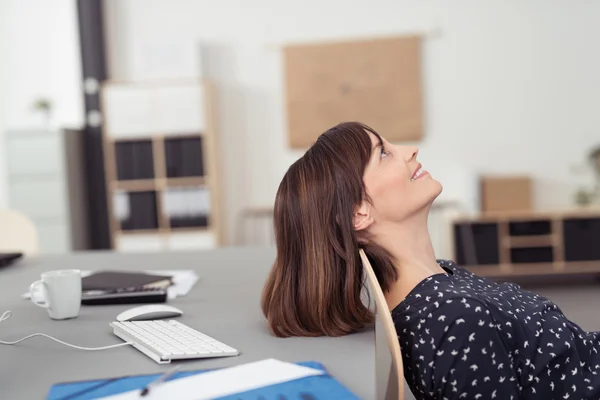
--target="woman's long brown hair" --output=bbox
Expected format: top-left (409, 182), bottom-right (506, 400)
top-left (261, 122), bottom-right (399, 337)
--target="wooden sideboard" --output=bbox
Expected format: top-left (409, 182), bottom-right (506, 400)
top-left (451, 208), bottom-right (600, 277)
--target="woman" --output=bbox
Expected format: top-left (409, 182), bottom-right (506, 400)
top-left (261, 121), bottom-right (600, 399)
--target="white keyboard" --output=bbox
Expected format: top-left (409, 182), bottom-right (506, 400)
top-left (110, 320), bottom-right (239, 364)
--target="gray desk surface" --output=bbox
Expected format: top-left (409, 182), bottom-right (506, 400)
top-left (0, 247), bottom-right (376, 399)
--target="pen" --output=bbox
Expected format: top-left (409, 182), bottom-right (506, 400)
top-left (140, 364), bottom-right (182, 397)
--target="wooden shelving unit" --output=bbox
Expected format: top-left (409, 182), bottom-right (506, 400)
top-left (100, 79), bottom-right (224, 252)
top-left (451, 208), bottom-right (600, 277)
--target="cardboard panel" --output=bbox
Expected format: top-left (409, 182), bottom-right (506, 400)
top-left (480, 176), bottom-right (533, 213)
top-left (283, 36), bottom-right (423, 148)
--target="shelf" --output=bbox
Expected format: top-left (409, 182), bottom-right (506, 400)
top-left (102, 79), bottom-right (224, 250)
top-left (505, 235), bottom-right (556, 248)
top-left (116, 228), bottom-right (166, 236)
top-left (113, 180), bottom-right (157, 192)
top-left (112, 177), bottom-right (206, 192)
top-left (161, 132), bottom-right (204, 140)
top-left (167, 177), bottom-right (206, 187)
top-left (169, 226), bottom-right (211, 233)
top-left (564, 261), bottom-right (600, 272)
top-left (102, 80), bottom-right (206, 139)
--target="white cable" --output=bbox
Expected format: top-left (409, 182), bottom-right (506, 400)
top-left (0, 310), bottom-right (131, 351)
top-left (0, 333), bottom-right (131, 350)
top-left (0, 310), bottom-right (11, 323)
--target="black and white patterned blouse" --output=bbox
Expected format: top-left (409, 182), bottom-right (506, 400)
top-left (391, 260), bottom-right (600, 400)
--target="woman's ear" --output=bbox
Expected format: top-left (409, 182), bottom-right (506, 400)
top-left (353, 201), bottom-right (374, 231)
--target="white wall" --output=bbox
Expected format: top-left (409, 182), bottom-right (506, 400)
top-left (0, 1), bottom-right (10, 210)
top-left (104, 0), bottom-right (600, 245)
top-left (0, 0), bottom-right (84, 209)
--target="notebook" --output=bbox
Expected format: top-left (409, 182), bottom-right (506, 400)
top-left (0, 252), bottom-right (23, 268)
top-left (46, 361), bottom-right (360, 400)
top-left (82, 271), bottom-right (173, 292)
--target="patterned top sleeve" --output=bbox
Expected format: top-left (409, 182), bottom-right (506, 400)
top-left (418, 297), bottom-right (521, 399)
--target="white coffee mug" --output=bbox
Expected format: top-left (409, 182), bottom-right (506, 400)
top-left (29, 269), bottom-right (82, 320)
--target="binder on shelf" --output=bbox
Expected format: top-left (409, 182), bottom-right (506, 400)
top-left (115, 140), bottom-right (155, 181)
top-left (118, 191), bottom-right (159, 231)
top-left (113, 191), bottom-right (130, 222)
top-left (163, 187), bottom-right (210, 228)
top-left (165, 136), bottom-right (204, 178)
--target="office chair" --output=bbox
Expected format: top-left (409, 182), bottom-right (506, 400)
top-left (0, 210), bottom-right (39, 256)
top-left (359, 248), bottom-right (405, 400)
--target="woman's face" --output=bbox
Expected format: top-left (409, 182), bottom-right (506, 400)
top-left (354, 133), bottom-right (443, 230)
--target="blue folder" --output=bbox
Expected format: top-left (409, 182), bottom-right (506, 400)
top-left (46, 361), bottom-right (360, 400)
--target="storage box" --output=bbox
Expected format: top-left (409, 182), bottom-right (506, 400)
top-left (480, 176), bottom-right (533, 213)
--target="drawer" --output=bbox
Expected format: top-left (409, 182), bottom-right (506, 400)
top-left (36, 222), bottom-right (69, 254)
top-left (8, 179), bottom-right (66, 219)
top-left (6, 134), bottom-right (63, 176)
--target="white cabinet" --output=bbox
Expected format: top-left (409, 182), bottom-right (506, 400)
top-left (3, 129), bottom-right (89, 254)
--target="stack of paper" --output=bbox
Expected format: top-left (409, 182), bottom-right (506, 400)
top-left (144, 270), bottom-right (199, 300)
top-left (23, 270), bottom-right (199, 302)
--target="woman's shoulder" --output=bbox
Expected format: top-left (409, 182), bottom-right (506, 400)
top-left (392, 285), bottom-right (496, 324)
top-left (436, 259), bottom-right (474, 276)
top-left (391, 259), bottom-right (509, 320)
top-left (396, 259), bottom-right (484, 299)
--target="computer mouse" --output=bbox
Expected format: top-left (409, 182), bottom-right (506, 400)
top-left (116, 304), bottom-right (183, 322)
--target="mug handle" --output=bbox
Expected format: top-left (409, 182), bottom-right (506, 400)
top-left (29, 280), bottom-right (49, 309)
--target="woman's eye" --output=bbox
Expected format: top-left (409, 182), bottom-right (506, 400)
top-left (380, 147), bottom-right (390, 158)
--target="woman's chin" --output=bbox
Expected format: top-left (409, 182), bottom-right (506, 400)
top-left (427, 178), bottom-right (443, 198)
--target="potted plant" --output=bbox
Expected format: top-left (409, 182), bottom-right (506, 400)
top-left (574, 145), bottom-right (600, 207)
top-left (589, 145), bottom-right (600, 201)
top-left (31, 97), bottom-right (53, 127)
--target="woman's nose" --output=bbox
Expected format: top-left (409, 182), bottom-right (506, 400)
top-left (400, 146), bottom-right (419, 161)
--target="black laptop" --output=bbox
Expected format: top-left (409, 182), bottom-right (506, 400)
top-left (0, 252), bottom-right (23, 267)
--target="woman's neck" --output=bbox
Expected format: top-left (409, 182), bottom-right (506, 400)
top-left (374, 213), bottom-right (447, 310)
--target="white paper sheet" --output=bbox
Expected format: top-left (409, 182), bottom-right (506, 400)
top-left (98, 359), bottom-right (324, 400)
top-left (22, 270), bottom-right (199, 301)
top-left (143, 270), bottom-right (199, 300)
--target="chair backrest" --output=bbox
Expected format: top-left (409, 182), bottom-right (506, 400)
top-left (359, 248), bottom-right (405, 400)
top-left (0, 210), bottom-right (39, 256)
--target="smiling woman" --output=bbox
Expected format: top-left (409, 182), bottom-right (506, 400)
top-left (261, 122), bottom-right (400, 337)
top-left (261, 121), bottom-right (446, 339)
top-left (261, 121), bottom-right (600, 400)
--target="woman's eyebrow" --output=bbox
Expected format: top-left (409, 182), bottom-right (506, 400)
top-left (371, 138), bottom-right (384, 153)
